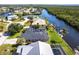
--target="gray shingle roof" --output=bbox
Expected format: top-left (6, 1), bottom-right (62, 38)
top-left (22, 28), bottom-right (49, 42)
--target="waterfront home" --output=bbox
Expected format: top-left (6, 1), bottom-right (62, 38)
top-left (22, 27), bottom-right (49, 42)
top-left (16, 41), bottom-right (53, 55)
top-left (32, 18), bottom-right (46, 26)
top-left (2, 12), bottom-right (12, 17)
top-left (30, 7), bottom-right (41, 14)
top-left (30, 8), bottom-right (37, 13)
top-left (1, 7), bottom-right (9, 12)
top-left (6, 14), bottom-right (18, 21)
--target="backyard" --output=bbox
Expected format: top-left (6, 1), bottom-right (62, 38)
top-left (47, 26), bottom-right (75, 55)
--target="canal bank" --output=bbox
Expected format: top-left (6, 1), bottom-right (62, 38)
top-left (40, 9), bottom-right (79, 50)
top-left (47, 27), bottom-right (75, 55)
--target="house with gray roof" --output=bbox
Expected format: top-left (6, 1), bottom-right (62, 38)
top-left (21, 27), bottom-right (49, 42)
top-left (16, 41), bottom-right (53, 55)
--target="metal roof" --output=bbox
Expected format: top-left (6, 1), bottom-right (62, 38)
top-left (17, 41), bottom-right (53, 55)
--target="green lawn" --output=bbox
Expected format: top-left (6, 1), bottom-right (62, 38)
top-left (12, 18), bottom-right (24, 22)
top-left (7, 25), bottom-right (24, 39)
top-left (0, 44), bottom-right (16, 55)
top-left (7, 21), bottom-right (30, 39)
top-left (0, 22), bottom-right (8, 32)
top-left (7, 32), bottom-right (21, 39)
top-left (24, 21), bottom-right (31, 26)
top-left (47, 28), bottom-right (75, 55)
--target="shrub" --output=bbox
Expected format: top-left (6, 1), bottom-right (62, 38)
top-left (16, 38), bottom-right (26, 45)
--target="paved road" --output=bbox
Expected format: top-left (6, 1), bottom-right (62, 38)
top-left (0, 33), bottom-right (7, 45)
top-left (0, 33), bottom-right (17, 45)
top-left (0, 20), bottom-right (26, 45)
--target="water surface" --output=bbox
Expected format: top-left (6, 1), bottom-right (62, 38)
top-left (40, 9), bottom-right (79, 49)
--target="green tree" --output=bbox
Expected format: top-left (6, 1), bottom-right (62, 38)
top-left (8, 23), bottom-right (23, 35)
top-left (50, 40), bottom-right (57, 44)
top-left (34, 23), bottom-right (40, 29)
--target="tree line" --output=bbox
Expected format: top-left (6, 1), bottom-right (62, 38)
top-left (46, 6), bottom-right (79, 31)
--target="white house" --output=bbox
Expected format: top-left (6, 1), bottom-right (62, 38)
top-left (7, 14), bottom-right (18, 21)
top-left (23, 16), bottom-right (30, 22)
top-left (30, 8), bottom-right (37, 13)
top-left (32, 18), bottom-right (46, 25)
top-left (16, 41), bottom-right (53, 55)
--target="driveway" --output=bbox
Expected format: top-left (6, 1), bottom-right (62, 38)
top-left (0, 33), bottom-right (7, 45)
top-left (3, 38), bottom-right (17, 44)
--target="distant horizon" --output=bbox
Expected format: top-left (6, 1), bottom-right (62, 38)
top-left (0, 4), bottom-right (79, 7)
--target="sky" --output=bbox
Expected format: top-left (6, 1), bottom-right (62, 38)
top-left (0, 0), bottom-right (79, 5)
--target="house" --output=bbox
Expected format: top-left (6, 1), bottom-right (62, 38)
top-left (32, 18), bottom-right (46, 26)
top-left (30, 8), bottom-right (41, 14)
top-left (1, 7), bottom-right (8, 12)
top-left (14, 9), bottom-right (23, 14)
top-left (23, 16), bottom-right (30, 22)
top-left (30, 8), bottom-right (37, 13)
top-left (23, 8), bottom-right (31, 14)
top-left (22, 27), bottom-right (49, 42)
top-left (6, 14), bottom-right (18, 21)
top-left (16, 41), bottom-right (53, 55)
top-left (2, 12), bottom-right (12, 17)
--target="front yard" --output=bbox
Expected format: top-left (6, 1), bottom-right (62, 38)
top-left (7, 32), bottom-right (21, 39)
top-left (0, 44), bottom-right (16, 55)
top-left (0, 21), bottom-right (8, 32)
